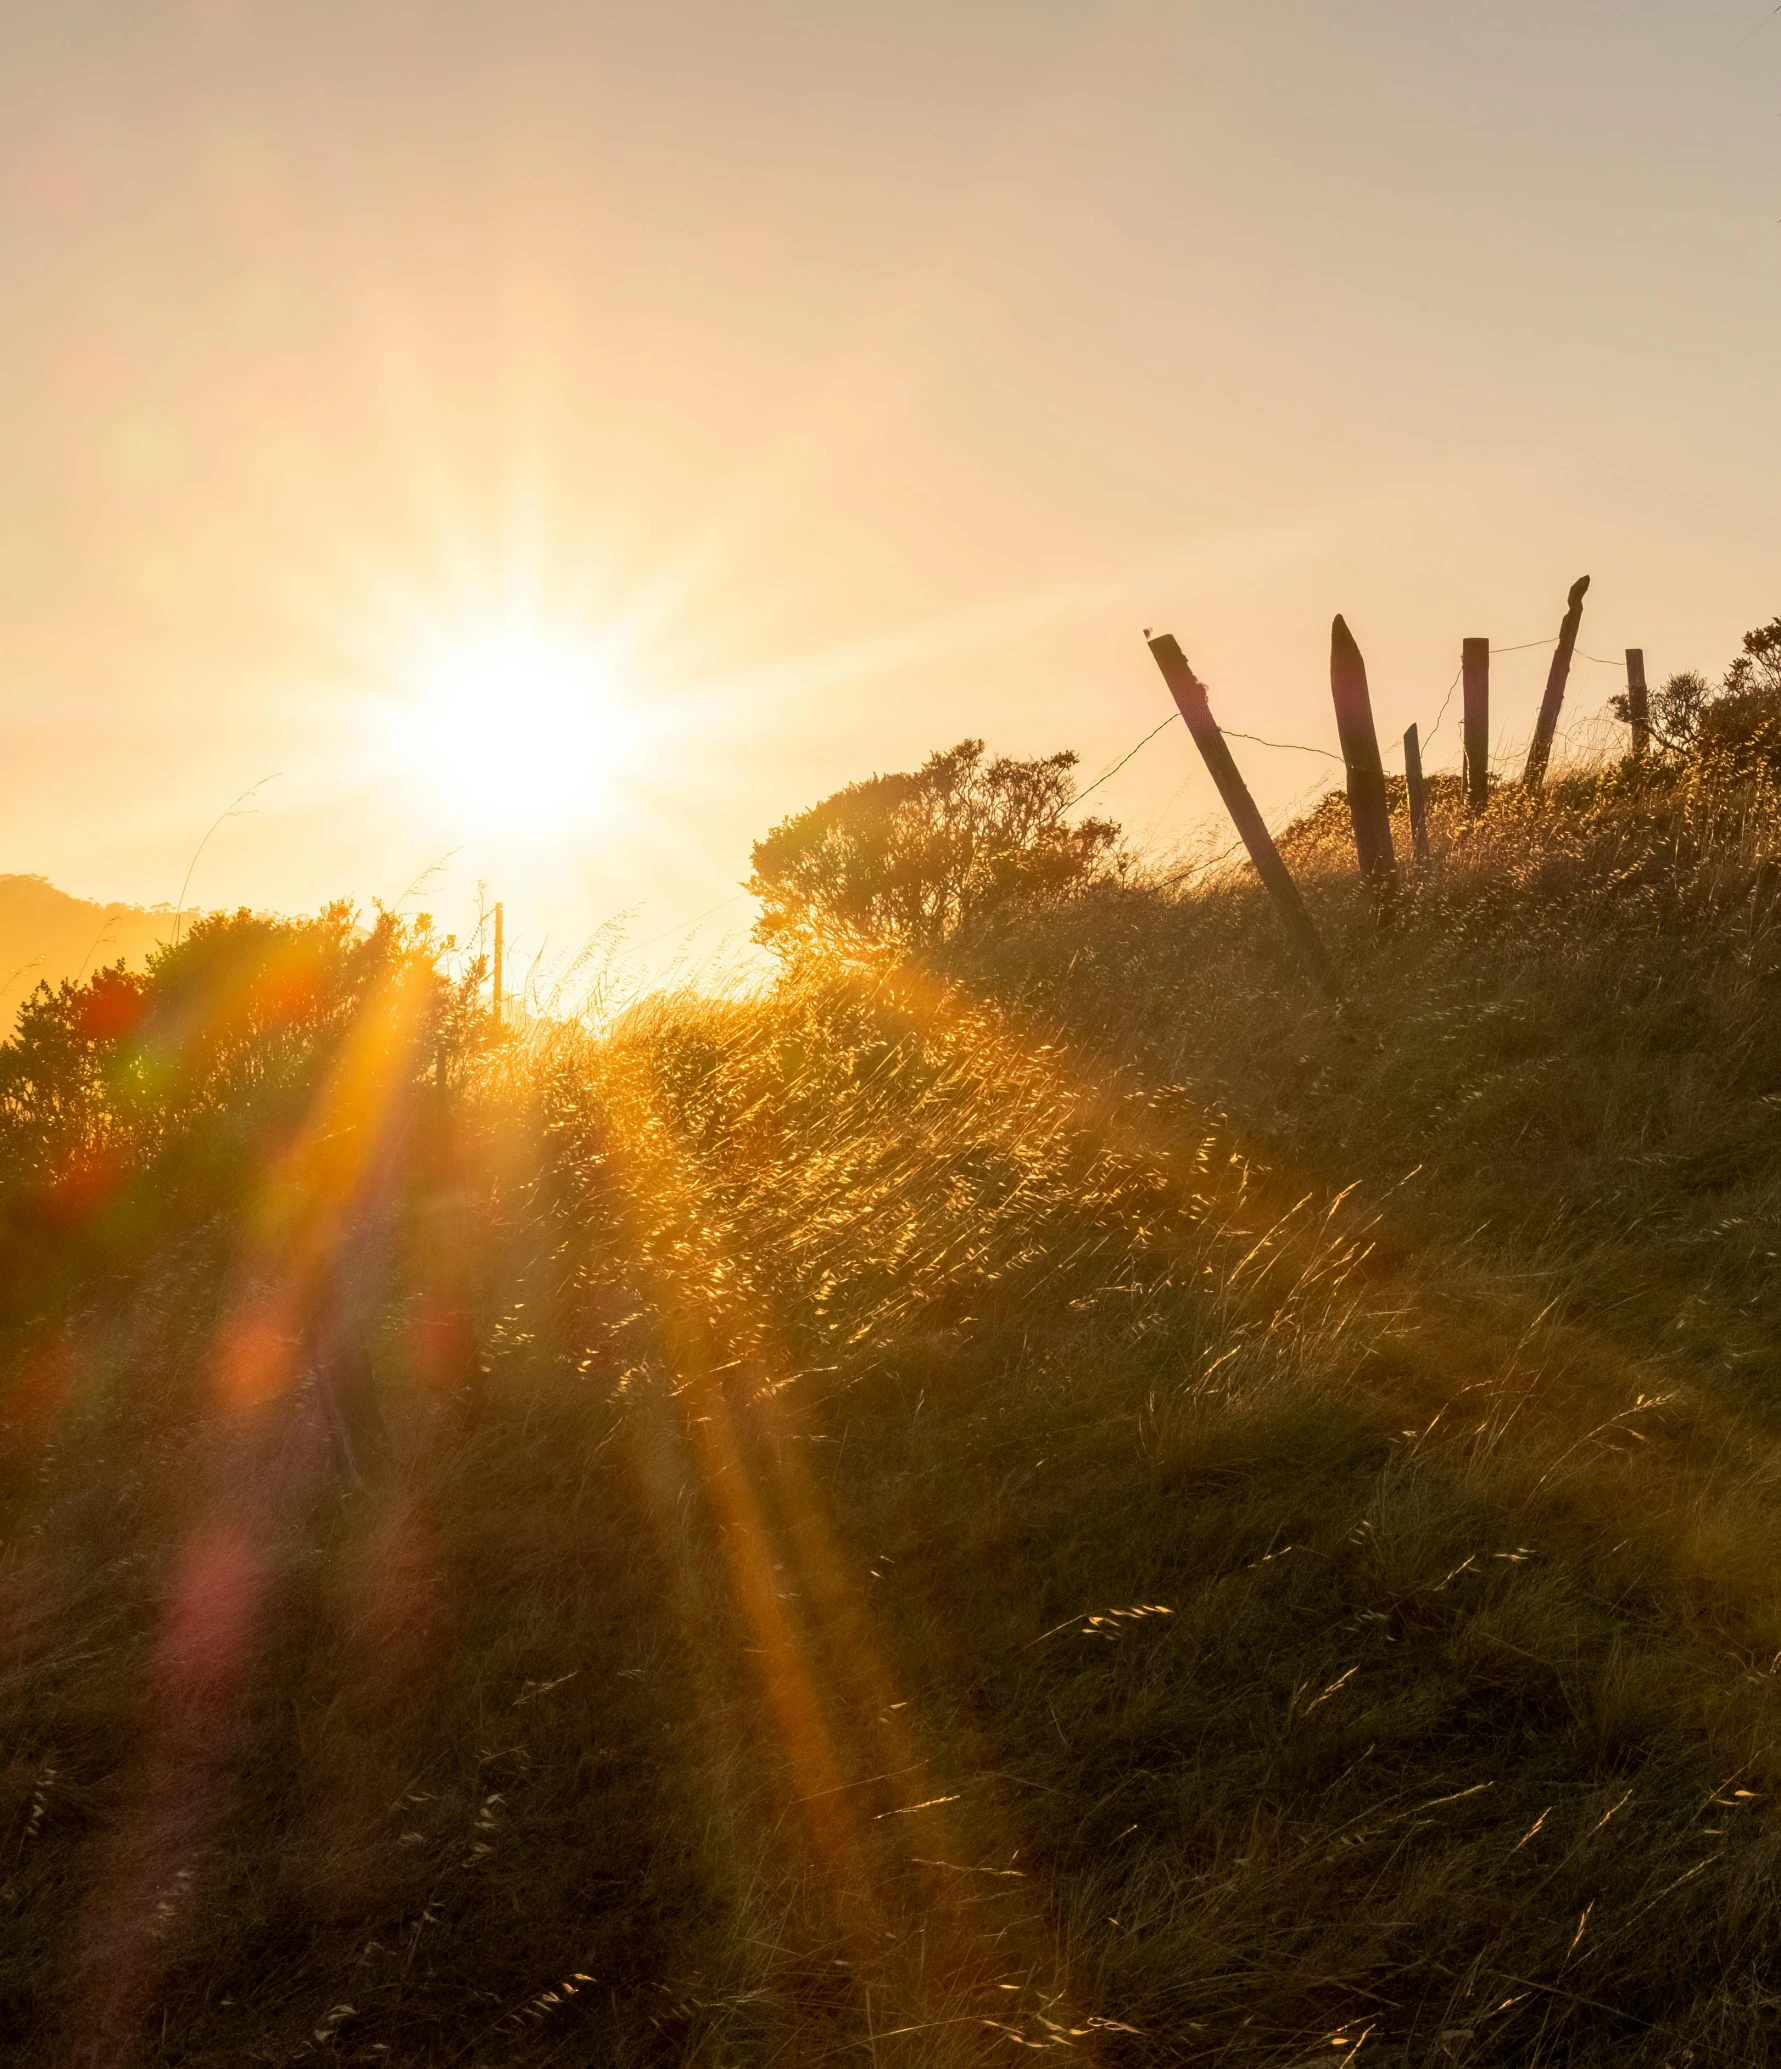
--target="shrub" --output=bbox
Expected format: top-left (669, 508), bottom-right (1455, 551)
top-left (747, 737), bottom-right (1121, 958)
top-left (0, 903), bottom-right (481, 1321)
top-left (1612, 614), bottom-right (1781, 757)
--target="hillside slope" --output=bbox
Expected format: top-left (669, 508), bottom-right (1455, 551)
top-left (0, 875), bottom-right (179, 1030)
top-left (955, 748), bottom-right (1781, 1423)
top-left (7, 752), bottom-right (1781, 2064)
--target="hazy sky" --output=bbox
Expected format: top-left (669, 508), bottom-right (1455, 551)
top-left (2, 1), bottom-right (1777, 993)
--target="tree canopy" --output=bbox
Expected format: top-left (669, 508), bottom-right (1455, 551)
top-left (747, 738), bottom-right (1121, 958)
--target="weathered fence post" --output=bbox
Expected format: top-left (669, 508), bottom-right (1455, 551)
top-left (1463, 637), bottom-right (1490, 814)
top-left (1329, 616), bottom-right (1398, 891)
top-left (1625, 648), bottom-right (1650, 759)
top-left (1146, 633), bottom-right (1336, 991)
top-left (492, 901), bottom-right (504, 1026)
top-left (1523, 575), bottom-right (1591, 788)
top-left (1403, 723), bottom-right (1430, 868)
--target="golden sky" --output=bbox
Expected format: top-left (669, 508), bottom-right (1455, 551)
top-left (2, 1), bottom-right (1777, 995)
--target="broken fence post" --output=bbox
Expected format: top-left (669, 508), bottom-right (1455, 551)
top-left (1523, 575), bottom-right (1591, 789)
top-left (1329, 616), bottom-right (1398, 892)
top-left (1625, 648), bottom-right (1650, 760)
top-left (1462, 637), bottom-right (1490, 814)
top-left (1403, 723), bottom-right (1430, 868)
top-left (1146, 633), bottom-right (1336, 991)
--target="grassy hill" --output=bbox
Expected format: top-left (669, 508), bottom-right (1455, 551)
top-left (0, 875), bottom-right (180, 1033)
top-left (7, 739), bottom-right (1781, 2064)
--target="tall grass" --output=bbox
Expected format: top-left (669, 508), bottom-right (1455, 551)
top-left (958, 743), bottom-right (1781, 1401)
top-left (8, 744), bottom-right (1781, 2061)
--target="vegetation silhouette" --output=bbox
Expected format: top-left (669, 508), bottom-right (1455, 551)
top-left (748, 736), bottom-right (1122, 958)
top-left (0, 905), bottom-right (483, 1330)
top-left (1611, 612), bottom-right (1781, 751)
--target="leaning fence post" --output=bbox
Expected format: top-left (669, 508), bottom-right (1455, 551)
top-left (1523, 575), bottom-right (1591, 788)
top-left (1462, 637), bottom-right (1490, 814)
top-left (1625, 648), bottom-right (1650, 760)
top-left (1403, 723), bottom-right (1430, 868)
top-left (1146, 633), bottom-right (1336, 991)
top-left (1329, 617), bottom-right (1398, 891)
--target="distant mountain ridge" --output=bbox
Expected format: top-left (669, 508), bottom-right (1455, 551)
top-left (0, 875), bottom-right (183, 1032)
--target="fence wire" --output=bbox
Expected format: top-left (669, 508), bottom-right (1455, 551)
top-left (1081, 622), bottom-right (1647, 886)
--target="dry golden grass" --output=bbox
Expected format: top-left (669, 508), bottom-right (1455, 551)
top-left (9, 744), bottom-right (1781, 2061)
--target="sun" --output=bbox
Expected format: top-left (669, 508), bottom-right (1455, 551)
top-left (403, 624), bottom-right (641, 835)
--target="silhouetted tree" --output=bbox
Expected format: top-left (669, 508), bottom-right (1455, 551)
top-left (748, 739), bottom-right (1121, 958)
top-left (1611, 616), bottom-right (1781, 754)
top-left (1724, 616), bottom-right (1781, 702)
top-left (1613, 669), bottom-right (1715, 750)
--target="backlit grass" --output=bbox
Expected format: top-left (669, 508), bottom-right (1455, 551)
top-left (9, 743), bottom-right (1781, 2061)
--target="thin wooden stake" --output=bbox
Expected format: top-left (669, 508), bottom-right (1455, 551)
top-left (1403, 723), bottom-right (1430, 868)
top-left (1523, 575), bottom-right (1591, 788)
top-left (492, 901), bottom-right (504, 1025)
top-left (1146, 633), bottom-right (1336, 991)
top-left (1329, 616), bottom-right (1397, 890)
top-left (1462, 637), bottom-right (1490, 814)
top-left (1625, 648), bottom-right (1650, 759)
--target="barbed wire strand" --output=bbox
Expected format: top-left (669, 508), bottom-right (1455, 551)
top-left (1416, 664), bottom-right (1464, 758)
top-left (1159, 834), bottom-right (1247, 889)
top-left (1225, 729), bottom-right (1341, 761)
top-left (1073, 714), bottom-right (1181, 804)
top-left (628, 888), bottom-right (753, 955)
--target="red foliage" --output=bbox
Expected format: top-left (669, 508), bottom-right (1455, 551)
top-left (75, 971), bottom-right (147, 1046)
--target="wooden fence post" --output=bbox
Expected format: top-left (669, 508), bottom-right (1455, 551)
top-left (1523, 575), bottom-right (1591, 788)
top-left (1462, 638), bottom-right (1490, 814)
top-left (1403, 723), bottom-right (1430, 868)
top-left (1146, 634), bottom-right (1336, 991)
top-left (1625, 648), bottom-right (1650, 759)
top-left (1329, 616), bottom-right (1398, 890)
top-left (492, 901), bottom-right (504, 1026)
